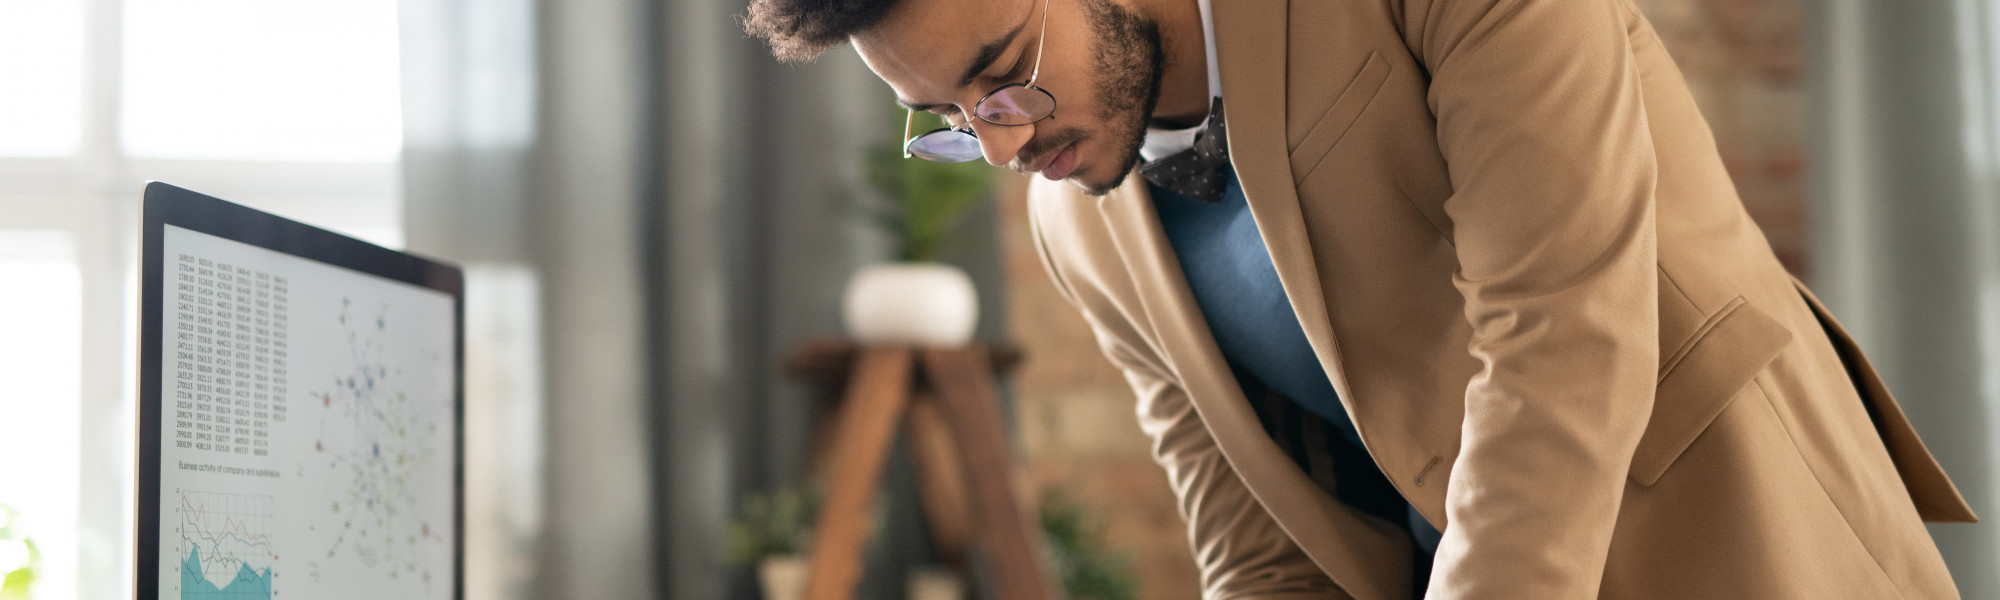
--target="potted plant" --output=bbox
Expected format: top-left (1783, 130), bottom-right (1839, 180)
top-left (1040, 491), bottom-right (1139, 600)
top-left (907, 565), bottom-right (965, 600)
top-left (0, 504), bottom-right (40, 600)
top-left (725, 488), bottom-right (818, 600)
top-left (845, 110), bottom-right (996, 347)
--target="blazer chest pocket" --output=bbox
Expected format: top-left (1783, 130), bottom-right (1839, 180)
top-left (1628, 297), bottom-right (1794, 486)
top-left (1289, 51), bottom-right (1391, 185)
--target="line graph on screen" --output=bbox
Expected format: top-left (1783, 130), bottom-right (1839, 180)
top-left (175, 490), bottom-right (277, 599)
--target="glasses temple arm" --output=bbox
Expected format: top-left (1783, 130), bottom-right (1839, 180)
top-left (1028, 0), bottom-right (1051, 83)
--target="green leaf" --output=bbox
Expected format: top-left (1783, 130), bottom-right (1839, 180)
top-left (862, 103), bottom-right (996, 262)
top-left (1040, 490), bottom-right (1139, 600)
top-left (722, 486), bottom-right (821, 566)
top-left (0, 503), bottom-right (16, 540)
top-left (0, 565), bottom-right (34, 600)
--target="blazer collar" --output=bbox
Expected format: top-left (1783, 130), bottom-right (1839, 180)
top-left (1087, 0), bottom-right (1406, 596)
top-left (1210, 0), bottom-right (1353, 404)
top-left (1098, 1), bottom-right (1344, 392)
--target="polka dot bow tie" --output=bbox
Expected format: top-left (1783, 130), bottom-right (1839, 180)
top-left (1140, 97), bottom-right (1230, 203)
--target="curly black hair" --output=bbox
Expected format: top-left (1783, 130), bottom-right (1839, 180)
top-left (741, 0), bottom-right (903, 62)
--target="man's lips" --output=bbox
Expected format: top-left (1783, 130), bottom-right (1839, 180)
top-left (1041, 144), bottom-right (1080, 181)
top-left (1026, 142), bottom-right (1080, 181)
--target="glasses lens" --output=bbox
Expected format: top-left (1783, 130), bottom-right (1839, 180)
top-left (974, 84), bottom-right (1055, 125)
top-left (906, 129), bottom-right (983, 162)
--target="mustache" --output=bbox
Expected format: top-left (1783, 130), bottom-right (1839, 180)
top-left (1011, 126), bottom-right (1091, 173)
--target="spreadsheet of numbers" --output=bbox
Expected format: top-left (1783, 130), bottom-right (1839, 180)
top-left (169, 252), bottom-right (289, 456)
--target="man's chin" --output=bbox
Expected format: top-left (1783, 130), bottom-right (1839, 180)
top-left (1065, 152), bottom-right (1143, 196)
top-left (1071, 174), bottom-right (1122, 197)
top-left (1032, 166), bottom-right (1119, 196)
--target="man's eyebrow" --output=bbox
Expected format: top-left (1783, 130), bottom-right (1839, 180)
top-left (956, 20), bottom-right (1027, 88)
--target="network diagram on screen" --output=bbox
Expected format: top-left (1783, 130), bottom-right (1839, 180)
top-left (155, 225), bottom-right (456, 600)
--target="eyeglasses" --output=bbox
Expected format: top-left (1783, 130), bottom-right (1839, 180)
top-left (902, 0), bottom-right (1058, 163)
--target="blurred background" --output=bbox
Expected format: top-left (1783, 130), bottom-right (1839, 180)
top-left (2, 0), bottom-right (1999, 598)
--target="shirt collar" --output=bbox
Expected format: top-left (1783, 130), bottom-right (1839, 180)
top-left (1140, 0), bottom-right (1222, 162)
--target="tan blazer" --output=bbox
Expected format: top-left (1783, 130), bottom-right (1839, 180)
top-left (1023, 0), bottom-right (1977, 597)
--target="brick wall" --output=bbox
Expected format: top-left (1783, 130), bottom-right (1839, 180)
top-left (1638, 0), bottom-right (1809, 275)
top-left (999, 1), bottom-right (1805, 597)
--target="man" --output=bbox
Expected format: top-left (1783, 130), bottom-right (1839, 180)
top-left (744, 0), bottom-right (1976, 597)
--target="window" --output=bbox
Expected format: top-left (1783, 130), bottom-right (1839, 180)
top-left (0, 1), bottom-right (84, 157)
top-left (0, 233), bottom-right (81, 600)
top-left (0, 1), bottom-right (406, 597)
top-left (120, 0), bottom-right (404, 162)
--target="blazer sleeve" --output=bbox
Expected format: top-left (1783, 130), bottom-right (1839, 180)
top-left (1118, 348), bottom-right (1350, 600)
top-left (1025, 202), bottom-right (1348, 600)
top-left (1415, 0), bottom-right (1660, 596)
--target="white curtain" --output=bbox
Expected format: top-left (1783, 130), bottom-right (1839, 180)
top-left (1810, 0), bottom-right (2000, 595)
top-left (398, 0), bottom-right (949, 597)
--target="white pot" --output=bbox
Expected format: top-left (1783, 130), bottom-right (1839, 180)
top-left (842, 262), bottom-right (979, 347)
top-left (907, 567), bottom-right (966, 600)
top-left (758, 555), bottom-right (809, 600)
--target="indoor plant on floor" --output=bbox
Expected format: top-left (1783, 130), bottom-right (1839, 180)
top-left (845, 110), bottom-right (995, 347)
top-left (1040, 490), bottom-right (1139, 600)
top-left (725, 487), bottom-right (819, 600)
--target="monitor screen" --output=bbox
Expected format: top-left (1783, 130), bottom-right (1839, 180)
top-left (139, 184), bottom-right (462, 600)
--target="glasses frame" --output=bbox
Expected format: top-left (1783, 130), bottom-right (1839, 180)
top-left (903, 0), bottom-right (1058, 162)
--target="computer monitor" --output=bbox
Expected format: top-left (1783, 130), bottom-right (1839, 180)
top-left (135, 182), bottom-right (464, 600)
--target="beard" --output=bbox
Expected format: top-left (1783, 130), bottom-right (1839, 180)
top-left (1017, 0), bottom-right (1164, 196)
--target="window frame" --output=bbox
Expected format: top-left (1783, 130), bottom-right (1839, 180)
top-left (0, 0), bottom-right (405, 597)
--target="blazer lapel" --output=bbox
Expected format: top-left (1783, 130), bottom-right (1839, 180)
top-left (1090, 1), bottom-right (1412, 591)
top-left (1096, 175), bottom-right (1410, 600)
top-left (1213, 0), bottom-right (1360, 434)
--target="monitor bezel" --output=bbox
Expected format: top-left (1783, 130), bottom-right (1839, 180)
top-left (135, 181), bottom-right (465, 600)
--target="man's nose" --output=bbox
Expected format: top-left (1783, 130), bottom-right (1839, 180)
top-left (971, 119), bottom-right (1033, 169)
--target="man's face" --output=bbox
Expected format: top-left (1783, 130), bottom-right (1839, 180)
top-left (854, 0), bottom-right (1163, 195)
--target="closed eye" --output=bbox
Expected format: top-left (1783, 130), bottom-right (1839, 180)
top-left (998, 48), bottom-right (1031, 83)
top-left (918, 44), bottom-right (1035, 127)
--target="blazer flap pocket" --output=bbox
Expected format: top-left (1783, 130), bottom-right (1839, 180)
top-left (1630, 297), bottom-right (1793, 486)
top-left (1289, 51), bottom-right (1391, 184)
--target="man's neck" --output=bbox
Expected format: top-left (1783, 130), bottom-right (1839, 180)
top-left (1136, 0), bottom-right (1211, 129)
